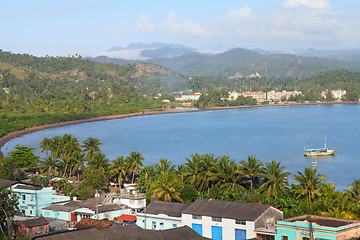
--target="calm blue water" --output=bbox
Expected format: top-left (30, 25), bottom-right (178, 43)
top-left (2, 104), bottom-right (360, 191)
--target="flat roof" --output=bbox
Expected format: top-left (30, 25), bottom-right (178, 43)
top-left (282, 215), bottom-right (360, 228)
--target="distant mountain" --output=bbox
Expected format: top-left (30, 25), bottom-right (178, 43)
top-left (88, 44), bottom-right (360, 78)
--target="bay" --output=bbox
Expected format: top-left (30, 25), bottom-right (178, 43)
top-left (2, 104), bottom-right (360, 191)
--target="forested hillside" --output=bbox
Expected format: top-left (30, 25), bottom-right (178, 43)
top-left (0, 50), bottom-right (181, 137)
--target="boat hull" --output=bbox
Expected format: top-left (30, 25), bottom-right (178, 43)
top-left (304, 149), bottom-right (336, 157)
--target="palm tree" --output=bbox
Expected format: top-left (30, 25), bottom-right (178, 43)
top-left (60, 134), bottom-right (80, 177)
top-left (39, 137), bottom-right (52, 157)
top-left (176, 164), bottom-right (186, 182)
top-left (109, 156), bottom-right (128, 189)
top-left (293, 166), bottom-right (326, 201)
top-left (212, 155), bottom-right (236, 186)
top-left (40, 156), bottom-right (59, 185)
top-left (49, 136), bottom-right (63, 159)
top-left (125, 151), bottom-right (145, 184)
top-left (88, 152), bottom-right (110, 174)
top-left (345, 179), bottom-right (360, 202)
top-left (259, 160), bottom-right (290, 198)
top-left (197, 154), bottom-right (218, 194)
top-left (70, 151), bottom-right (85, 181)
top-left (184, 153), bottom-right (202, 187)
top-left (82, 137), bottom-right (103, 161)
top-left (238, 155), bottom-right (264, 192)
top-left (150, 172), bottom-right (183, 202)
top-left (155, 159), bottom-right (175, 175)
top-left (218, 163), bottom-right (247, 196)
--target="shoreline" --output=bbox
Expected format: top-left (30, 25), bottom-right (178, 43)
top-left (0, 101), bottom-right (357, 155)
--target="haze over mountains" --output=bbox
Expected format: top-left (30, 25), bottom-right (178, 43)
top-left (87, 42), bottom-right (360, 79)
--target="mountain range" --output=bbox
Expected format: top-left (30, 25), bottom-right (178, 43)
top-left (87, 43), bottom-right (360, 79)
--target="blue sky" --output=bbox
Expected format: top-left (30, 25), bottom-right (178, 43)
top-left (1, 0), bottom-right (360, 56)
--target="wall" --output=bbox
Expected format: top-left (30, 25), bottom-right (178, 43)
top-left (136, 213), bottom-right (182, 230)
top-left (182, 213), bottom-right (255, 240)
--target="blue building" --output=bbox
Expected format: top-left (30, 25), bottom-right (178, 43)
top-left (276, 215), bottom-right (360, 240)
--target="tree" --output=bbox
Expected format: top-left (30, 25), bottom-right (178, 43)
top-left (109, 156), bottom-right (127, 188)
top-left (39, 137), bottom-right (52, 157)
top-left (149, 172), bottom-right (183, 202)
top-left (0, 188), bottom-right (19, 237)
top-left (70, 151), bottom-right (85, 181)
top-left (155, 159), bottom-right (175, 175)
top-left (125, 151), bottom-right (145, 184)
top-left (345, 179), bottom-right (360, 202)
top-left (238, 155), bottom-right (264, 192)
top-left (259, 160), bottom-right (290, 198)
top-left (7, 145), bottom-right (39, 169)
top-left (197, 154), bottom-right (217, 193)
top-left (41, 156), bottom-right (59, 185)
top-left (88, 152), bottom-right (109, 174)
top-left (82, 137), bottom-right (103, 161)
top-left (293, 166), bottom-right (326, 201)
top-left (184, 153), bottom-right (202, 187)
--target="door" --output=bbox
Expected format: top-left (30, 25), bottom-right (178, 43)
top-left (235, 229), bottom-right (246, 240)
top-left (192, 223), bottom-right (203, 236)
top-left (212, 226), bottom-right (222, 240)
top-left (70, 212), bottom-right (77, 221)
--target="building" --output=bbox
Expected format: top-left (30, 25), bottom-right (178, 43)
top-left (136, 200), bottom-right (190, 230)
top-left (32, 223), bottom-right (210, 240)
top-left (276, 215), bottom-right (360, 240)
top-left (0, 179), bottom-right (70, 217)
top-left (74, 218), bottom-right (120, 230)
top-left (321, 89), bottom-right (347, 100)
top-left (41, 200), bottom-right (130, 222)
top-left (182, 198), bottom-right (283, 240)
top-left (228, 91), bottom-right (267, 103)
top-left (16, 216), bottom-right (49, 237)
top-left (180, 93), bottom-right (201, 101)
top-left (104, 183), bottom-right (146, 213)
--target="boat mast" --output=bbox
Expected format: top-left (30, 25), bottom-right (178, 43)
top-left (325, 136), bottom-right (327, 149)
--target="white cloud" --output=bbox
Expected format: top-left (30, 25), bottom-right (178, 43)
top-left (162, 12), bottom-right (210, 37)
top-left (134, 14), bottom-right (157, 32)
top-left (225, 6), bottom-right (252, 19)
top-left (282, 0), bottom-right (331, 9)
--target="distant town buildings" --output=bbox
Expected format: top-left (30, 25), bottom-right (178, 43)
top-left (321, 89), bottom-right (346, 100)
top-left (229, 90), bottom-right (302, 103)
top-left (179, 92), bottom-right (201, 101)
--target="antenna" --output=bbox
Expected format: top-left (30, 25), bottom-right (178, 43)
top-left (325, 136), bottom-right (327, 149)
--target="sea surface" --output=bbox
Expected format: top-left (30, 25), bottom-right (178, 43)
top-left (2, 104), bottom-right (360, 191)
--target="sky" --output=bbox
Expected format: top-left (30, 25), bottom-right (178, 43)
top-left (1, 0), bottom-right (360, 57)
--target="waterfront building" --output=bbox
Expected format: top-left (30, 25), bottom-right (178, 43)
top-left (321, 89), bottom-right (347, 100)
top-left (180, 92), bottom-right (201, 101)
top-left (182, 198), bottom-right (283, 240)
top-left (136, 200), bottom-right (190, 230)
top-left (41, 200), bottom-right (130, 222)
top-left (276, 215), bottom-right (360, 240)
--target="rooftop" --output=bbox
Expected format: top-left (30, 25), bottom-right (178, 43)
top-left (182, 198), bottom-right (273, 221)
top-left (18, 216), bottom-right (49, 228)
top-left (282, 215), bottom-right (360, 228)
top-left (42, 201), bottom-right (128, 213)
top-left (13, 183), bottom-right (43, 191)
top-left (0, 179), bottom-right (18, 188)
top-left (139, 200), bottom-right (190, 218)
top-left (74, 218), bottom-right (117, 230)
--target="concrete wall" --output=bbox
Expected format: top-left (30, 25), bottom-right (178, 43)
top-left (136, 213), bottom-right (182, 230)
top-left (182, 213), bottom-right (255, 240)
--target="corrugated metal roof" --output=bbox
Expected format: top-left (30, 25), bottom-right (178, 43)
top-left (18, 216), bottom-right (48, 228)
top-left (182, 198), bottom-right (271, 221)
top-left (0, 179), bottom-right (18, 188)
top-left (140, 200), bottom-right (190, 218)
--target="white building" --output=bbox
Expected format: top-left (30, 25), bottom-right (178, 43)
top-left (321, 89), bottom-right (346, 100)
top-left (180, 93), bottom-right (201, 101)
top-left (136, 200), bottom-right (190, 230)
top-left (182, 198), bottom-right (283, 240)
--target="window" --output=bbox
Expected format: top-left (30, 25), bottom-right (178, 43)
top-left (235, 219), bottom-right (246, 225)
top-left (192, 215), bottom-right (202, 220)
top-left (152, 221), bottom-right (156, 229)
top-left (173, 224), bottom-right (177, 228)
top-left (22, 195), bottom-right (26, 200)
top-left (212, 217), bottom-right (222, 222)
top-left (281, 236), bottom-right (289, 240)
top-left (30, 211), bottom-right (32, 215)
top-left (302, 237), bottom-right (310, 240)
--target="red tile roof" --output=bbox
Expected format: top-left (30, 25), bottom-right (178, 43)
top-left (117, 214), bottom-right (136, 222)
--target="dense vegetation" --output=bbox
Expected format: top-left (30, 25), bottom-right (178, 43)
top-left (2, 135), bottom-right (360, 221)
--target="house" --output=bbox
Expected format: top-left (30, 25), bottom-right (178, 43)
top-left (180, 93), bottom-right (201, 101)
top-left (0, 179), bottom-right (70, 217)
top-left (16, 216), bottom-right (49, 237)
top-left (182, 198), bottom-right (283, 240)
top-left (136, 200), bottom-right (190, 230)
top-left (276, 214), bottom-right (360, 240)
top-left (321, 89), bottom-right (347, 100)
top-left (74, 218), bottom-right (120, 230)
top-left (117, 214), bottom-right (137, 225)
top-left (105, 183), bottom-right (146, 213)
top-left (41, 200), bottom-right (130, 222)
top-left (32, 223), bottom-right (210, 240)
